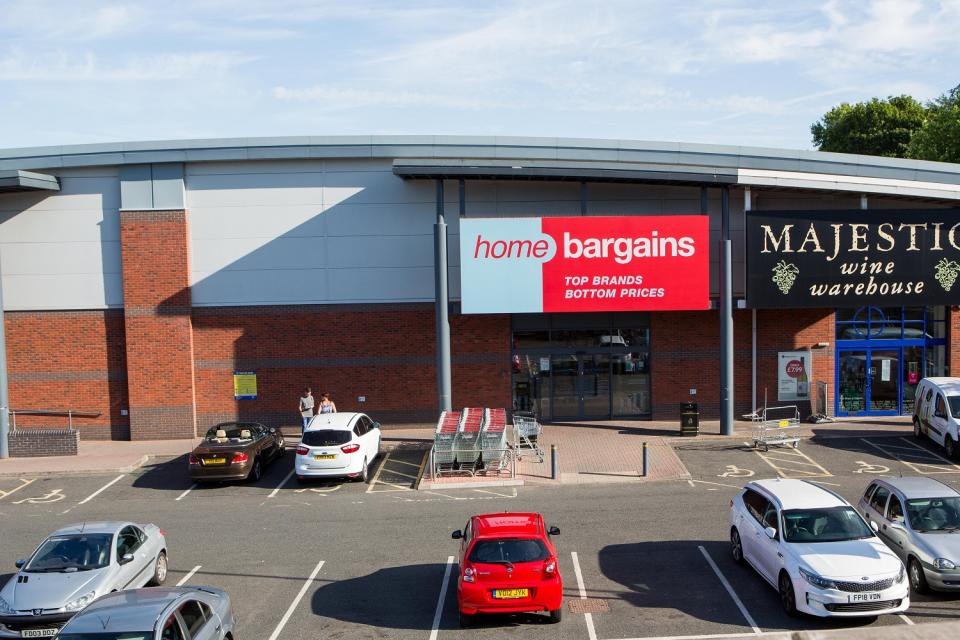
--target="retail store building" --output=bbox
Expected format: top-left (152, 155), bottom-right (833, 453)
top-left (0, 136), bottom-right (959, 441)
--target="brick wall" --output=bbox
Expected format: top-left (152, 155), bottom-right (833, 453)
top-left (4, 310), bottom-right (129, 439)
top-left (9, 429), bottom-right (79, 457)
top-left (119, 210), bottom-right (197, 439)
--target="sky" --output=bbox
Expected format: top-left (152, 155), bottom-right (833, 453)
top-left (1, 0), bottom-right (959, 151)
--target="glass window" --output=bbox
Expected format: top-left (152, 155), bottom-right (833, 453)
top-left (906, 497), bottom-right (960, 531)
top-left (949, 396), bottom-right (960, 418)
top-left (26, 534), bottom-right (112, 572)
top-left (468, 538), bottom-right (549, 563)
top-left (301, 430), bottom-right (351, 446)
top-left (863, 484), bottom-right (878, 504)
top-left (743, 489), bottom-right (768, 523)
top-left (887, 496), bottom-right (905, 522)
top-left (870, 485), bottom-right (891, 513)
top-left (761, 503), bottom-right (780, 535)
top-left (178, 601), bottom-right (206, 636)
top-left (160, 615), bottom-right (185, 640)
top-left (512, 330), bottom-right (550, 349)
top-left (782, 507), bottom-right (873, 542)
top-left (936, 394), bottom-right (948, 419)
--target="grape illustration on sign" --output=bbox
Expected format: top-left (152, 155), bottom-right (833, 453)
top-left (934, 258), bottom-right (960, 292)
top-left (771, 260), bottom-right (799, 295)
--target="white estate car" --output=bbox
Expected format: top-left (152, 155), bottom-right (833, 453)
top-left (730, 479), bottom-right (908, 618)
top-left (295, 412), bottom-right (381, 482)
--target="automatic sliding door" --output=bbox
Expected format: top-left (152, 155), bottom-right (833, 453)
top-left (550, 355), bottom-right (580, 419)
top-left (581, 354), bottom-right (610, 418)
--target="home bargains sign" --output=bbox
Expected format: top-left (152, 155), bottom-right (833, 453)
top-left (459, 215), bottom-right (710, 313)
top-left (747, 209), bottom-right (960, 309)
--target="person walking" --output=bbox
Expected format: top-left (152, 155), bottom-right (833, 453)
top-left (318, 392), bottom-right (337, 414)
top-left (299, 387), bottom-right (315, 431)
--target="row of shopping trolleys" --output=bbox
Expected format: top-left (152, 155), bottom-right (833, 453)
top-left (434, 407), bottom-right (509, 470)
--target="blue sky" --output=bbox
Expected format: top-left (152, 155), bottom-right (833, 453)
top-left (1, 0), bottom-right (958, 151)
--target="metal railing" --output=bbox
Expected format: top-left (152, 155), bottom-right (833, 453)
top-left (10, 409), bottom-right (102, 431)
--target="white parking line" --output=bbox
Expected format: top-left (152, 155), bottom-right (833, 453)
top-left (175, 484), bottom-right (196, 502)
top-left (266, 559), bottom-right (324, 640)
top-left (899, 613), bottom-right (914, 625)
top-left (612, 632), bottom-right (786, 640)
top-left (861, 438), bottom-right (960, 474)
top-left (429, 556), bottom-right (455, 640)
top-left (176, 565), bottom-right (201, 586)
top-left (749, 444), bottom-right (831, 479)
top-left (571, 551), bottom-right (598, 640)
top-left (78, 474), bottom-right (125, 505)
top-left (268, 469), bottom-right (296, 498)
top-left (697, 545), bottom-right (761, 635)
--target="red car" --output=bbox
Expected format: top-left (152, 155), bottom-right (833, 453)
top-left (452, 512), bottom-right (563, 626)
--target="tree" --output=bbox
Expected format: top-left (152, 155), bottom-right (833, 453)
top-left (810, 95), bottom-right (926, 157)
top-left (906, 85), bottom-right (960, 164)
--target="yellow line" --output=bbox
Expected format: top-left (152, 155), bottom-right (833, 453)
top-left (752, 447), bottom-right (832, 479)
top-left (861, 439), bottom-right (960, 475)
top-left (385, 458), bottom-right (423, 469)
top-left (0, 478), bottom-right (35, 501)
top-left (380, 468), bottom-right (419, 480)
top-left (365, 453), bottom-right (391, 494)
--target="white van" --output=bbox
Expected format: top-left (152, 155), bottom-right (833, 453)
top-left (913, 377), bottom-right (960, 458)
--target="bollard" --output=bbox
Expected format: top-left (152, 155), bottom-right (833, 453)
top-left (642, 441), bottom-right (648, 477)
top-left (551, 444), bottom-right (558, 480)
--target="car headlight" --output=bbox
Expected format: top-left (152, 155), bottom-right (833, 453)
top-left (897, 564), bottom-right (906, 583)
top-left (0, 595), bottom-right (15, 615)
top-left (799, 567), bottom-right (837, 590)
top-left (63, 591), bottom-right (96, 612)
top-left (934, 558), bottom-right (957, 570)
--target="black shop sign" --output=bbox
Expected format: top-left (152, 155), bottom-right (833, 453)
top-left (746, 209), bottom-right (960, 309)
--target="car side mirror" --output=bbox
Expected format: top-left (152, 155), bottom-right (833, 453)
top-left (451, 530), bottom-right (463, 540)
top-left (889, 520), bottom-right (905, 530)
top-left (548, 526), bottom-right (560, 536)
top-left (120, 553), bottom-right (135, 565)
top-left (15, 559), bottom-right (25, 569)
top-left (270, 427), bottom-right (277, 434)
top-left (372, 422), bottom-right (381, 429)
top-left (870, 521), bottom-right (879, 532)
top-left (764, 527), bottom-right (777, 539)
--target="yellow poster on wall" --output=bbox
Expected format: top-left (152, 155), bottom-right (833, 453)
top-left (233, 371), bottom-right (257, 400)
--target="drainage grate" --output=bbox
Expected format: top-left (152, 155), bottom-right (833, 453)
top-left (568, 599), bottom-right (609, 614)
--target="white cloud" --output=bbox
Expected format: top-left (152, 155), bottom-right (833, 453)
top-left (0, 49), bottom-right (255, 81)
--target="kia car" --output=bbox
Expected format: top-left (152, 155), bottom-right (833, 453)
top-left (189, 421), bottom-right (285, 483)
top-left (0, 522), bottom-right (167, 639)
top-left (730, 479), bottom-right (908, 617)
top-left (295, 412), bottom-right (381, 482)
top-left (858, 477), bottom-right (960, 594)
top-left (55, 586), bottom-right (234, 640)
top-left (451, 512), bottom-right (562, 626)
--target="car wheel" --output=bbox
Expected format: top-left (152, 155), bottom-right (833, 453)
top-left (248, 458), bottom-right (262, 483)
top-left (730, 528), bottom-right (744, 565)
top-left (549, 607), bottom-right (562, 623)
top-left (909, 557), bottom-right (930, 595)
top-left (148, 551), bottom-right (167, 586)
top-left (779, 571), bottom-right (798, 617)
top-left (946, 437), bottom-right (958, 460)
top-left (458, 612), bottom-right (474, 627)
top-left (914, 419), bottom-right (922, 438)
top-left (359, 457), bottom-right (370, 483)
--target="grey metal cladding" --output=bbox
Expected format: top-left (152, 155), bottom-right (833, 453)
top-left (120, 163), bottom-right (184, 209)
top-left (0, 170), bottom-right (60, 192)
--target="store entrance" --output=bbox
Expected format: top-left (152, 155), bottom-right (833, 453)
top-left (549, 353), bottom-right (611, 420)
top-left (837, 349), bottom-right (900, 416)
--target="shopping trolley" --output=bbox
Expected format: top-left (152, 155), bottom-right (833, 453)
top-left (480, 408), bottom-right (509, 471)
top-left (752, 405), bottom-right (801, 452)
top-left (512, 413), bottom-right (544, 462)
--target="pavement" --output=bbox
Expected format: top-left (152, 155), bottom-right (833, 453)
top-left (0, 438), bottom-right (197, 476)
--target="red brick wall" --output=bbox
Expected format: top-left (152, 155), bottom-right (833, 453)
top-left (119, 210), bottom-right (197, 439)
top-left (4, 310), bottom-right (129, 440)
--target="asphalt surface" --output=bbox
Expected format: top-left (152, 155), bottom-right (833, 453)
top-left (2, 433), bottom-right (960, 640)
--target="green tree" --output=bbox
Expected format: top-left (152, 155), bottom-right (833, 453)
top-left (906, 85), bottom-right (960, 163)
top-left (810, 95), bottom-right (926, 157)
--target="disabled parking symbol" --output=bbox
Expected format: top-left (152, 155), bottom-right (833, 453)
top-left (12, 489), bottom-right (65, 504)
top-left (719, 465), bottom-right (754, 478)
top-left (853, 460), bottom-right (889, 474)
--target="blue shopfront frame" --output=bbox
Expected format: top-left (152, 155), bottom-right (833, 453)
top-left (835, 307), bottom-right (947, 417)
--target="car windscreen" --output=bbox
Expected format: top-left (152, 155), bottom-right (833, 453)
top-left (782, 507), bottom-right (874, 543)
top-left (57, 634), bottom-right (152, 640)
top-left (468, 538), bottom-right (549, 564)
top-left (301, 430), bottom-right (351, 447)
top-left (25, 534), bottom-right (113, 572)
top-left (906, 496), bottom-right (960, 532)
top-left (948, 396), bottom-right (960, 418)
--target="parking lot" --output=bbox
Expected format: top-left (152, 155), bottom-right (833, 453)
top-left (2, 432), bottom-right (960, 640)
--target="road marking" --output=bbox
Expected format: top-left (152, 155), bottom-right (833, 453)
top-left (14, 489), bottom-right (65, 505)
top-left (899, 613), bottom-right (914, 625)
top-left (365, 453), bottom-right (392, 493)
top-left (268, 469), bottom-right (296, 498)
top-left (689, 479), bottom-right (740, 489)
top-left (611, 632), bottom-right (787, 640)
top-left (471, 488), bottom-right (518, 498)
top-left (295, 484), bottom-right (343, 495)
top-left (266, 559), bottom-right (324, 640)
top-left (853, 460), bottom-right (890, 474)
top-left (571, 551), bottom-right (598, 640)
top-left (382, 469), bottom-right (420, 480)
top-left (78, 474), bottom-right (125, 505)
top-left (687, 480), bottom-right (696, 488)
top-left (386, 458), bottom-right (423, 469)
top-left (719, 466), bottom-right (754, 478)
top-left (175, 484), bottom-right (196, 501)
top-left (861, 438), bottom-right (960, 474)
top-left (176, 565), bottom-right (201, 586)
top-left (429, 556), bottom-right (455, 640)
top-left (0, 478), bottom-right (35, 501)
top-left (698, 545), bottom-right (761, 635)
top-left (749, 443), bottom-right (831, 479)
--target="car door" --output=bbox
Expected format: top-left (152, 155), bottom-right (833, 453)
top-left (351, 418), bottom-right (369, 462)
top-left (933, 393), bottom-right (951, 446)
top-left (360, 416), bottom-right (380, 458)
top-left (739, 489), bottom-right (769, 571)
top-left (158, 611), bottom-right (187, 640)
top-left (754, 501), bottom-right (783, 582)
top-left (863, 484), bottom-right (891, 530)
top-left (114, 526), bottom-right (143, 589)
top-left (858, 483), bottom-right (879, 518)
top-left (178, 599), bottom-right (220, 640)
top-left (881, 493), bottom-right (909, 559)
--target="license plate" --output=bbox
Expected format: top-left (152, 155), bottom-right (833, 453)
top-left (314, 454), bottom-right (336, 460)
top-left (203, 457), bottom-right (226, 465)
top-left (22, 630), bottom-right (58, 638)
top-left (492, 588), bottom-right (529, 599)
top-left (849, 592), bottom-right (882, 602)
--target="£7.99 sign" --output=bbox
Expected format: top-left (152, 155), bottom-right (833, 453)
top-left (459, 215), bottom-right (710, 313)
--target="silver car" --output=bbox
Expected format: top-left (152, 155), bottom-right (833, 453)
top-left (54, 587), bottom-right (234, 640)
top-left (858, 477), bottom-right (960, 594)
top-left (0, 522), bottom-right (168, 639)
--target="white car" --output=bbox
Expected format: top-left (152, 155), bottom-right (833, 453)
top-left (913, 377), bottom-right (960, 458)
top-left (730, 479), bottom-right (908, 618)
top-left (295, 412), bottom-right (381, 482)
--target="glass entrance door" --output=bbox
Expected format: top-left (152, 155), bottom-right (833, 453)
top-left (837, 349), bottom-right (900, 416)
top-left (548, 353), bottom-right (611, 420)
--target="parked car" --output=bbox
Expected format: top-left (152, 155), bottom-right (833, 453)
top-left (913, 377), bottom-right (960, 458)
top-left (858, 477), bottom-right (960, 594)
top-left (730, 479), bottom-right (908, 618)
top-left (294, 412), bottom-right (381, 482)
top-left (451, 512), bottom-right (562, 626)
top-left (0, 522), bottom-right (167, 639)
top-left (189, 421), bottom-right (285, 483)
top-left (54, 586), bottom-right (234, 640)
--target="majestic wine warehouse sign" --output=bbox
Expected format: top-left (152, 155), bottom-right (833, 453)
top-left (747, 209), bottom-right (960, 309)
top-left (459, 215), bottom-right (710, 313)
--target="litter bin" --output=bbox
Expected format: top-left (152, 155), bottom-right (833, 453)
top-left (680, 402), bottom-right (699, 437)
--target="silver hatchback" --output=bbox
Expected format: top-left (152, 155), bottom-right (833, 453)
top-left (857, 477), bottom-right (960, 593)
